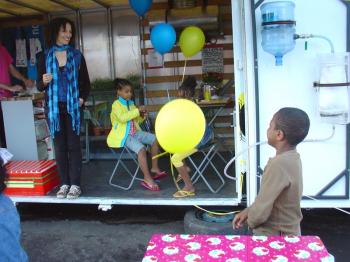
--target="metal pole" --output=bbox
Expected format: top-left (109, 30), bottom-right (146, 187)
top-left (75, 10), bottom-right (84, 52)
top-left (139, 16), bottom-right (147, 106)
top-left (107, 7), bottom-right (116, 79)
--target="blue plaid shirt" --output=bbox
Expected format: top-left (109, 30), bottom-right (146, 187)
top-left (0, 194), bottom-right (28, 262)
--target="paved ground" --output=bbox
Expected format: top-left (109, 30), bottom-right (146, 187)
top-left (17, 204), bottom-right (350, 262)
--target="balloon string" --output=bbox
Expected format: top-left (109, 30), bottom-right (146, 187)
top-left (152, 151), bottom-right (168, 160)
top-left (152, 150), bottom-right (240, 216)
top-left (181, 58), bottom-right (187, 83)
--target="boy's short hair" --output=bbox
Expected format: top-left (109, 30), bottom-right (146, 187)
top-left (275, 107), bottom-right (310, 146)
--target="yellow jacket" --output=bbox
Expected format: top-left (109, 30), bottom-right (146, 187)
top-left (107, 97), bottom-right (143, 148)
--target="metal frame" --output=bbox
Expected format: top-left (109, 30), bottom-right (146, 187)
top-left (5, 0), bottom-right (48, 14)
top-left (0, 7), bottom-right (19, 16)
top-left (49, 0), bottom-right (77, 11)
top-left (109, 147), bottom-right (143, 191)
top-left (250, 0), bottom-right (350, 200)
top-left (188, 143), bottom-right (226, 193)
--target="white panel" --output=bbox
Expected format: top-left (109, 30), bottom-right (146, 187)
top-left (81, 11), bottom-right (110, 80)
top-left (112, 9), bottom-right (141, 77)
top-left (254, 0), bottom-right (347, 199)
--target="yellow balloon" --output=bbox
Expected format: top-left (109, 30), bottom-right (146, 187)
top-left (179, 26), bottom-right (205, 58)
top-left (155, 99), bottom-right (206, 153)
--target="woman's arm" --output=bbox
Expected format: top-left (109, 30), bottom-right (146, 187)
top-left (8, 65), bottom-right (34, 88)
top-left (0, 83), bottom-right (23, 92)
top-left (78, 54), bottom-right (91, 103)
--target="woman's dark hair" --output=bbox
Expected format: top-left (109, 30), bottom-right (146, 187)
top-left (0, 158), bottom-right (7, 193)
top-left (114, 78), bottom-right (132, 91)
top-left (275, 107), bottom-right (310, 146)
top-left (178, 76), bottom-right (197, 99)
top-left (47, 17), bottom-right (75, 47)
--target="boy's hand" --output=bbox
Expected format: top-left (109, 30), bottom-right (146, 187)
top-left (232, 208), bottom-right (249, 229)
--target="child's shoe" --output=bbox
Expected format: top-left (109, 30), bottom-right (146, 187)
top-left (56, 185), bottom-right (70, 199)
top-left (67, 185), bottom-right (82, 199)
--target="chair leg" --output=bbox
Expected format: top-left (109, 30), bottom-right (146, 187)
top-left (109, 147), bottom-right (143, 190)
top-left (188, 144), bottom-right (226, 193)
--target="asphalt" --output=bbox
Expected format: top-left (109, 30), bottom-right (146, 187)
top-left (17, 204), bottom-right (350, 262)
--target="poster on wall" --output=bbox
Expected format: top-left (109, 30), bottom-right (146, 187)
top-left (2, 25), bottom-right (44, 81)
top-left (202, 44), bottom-right (224, 74)
top-left (147, 49), bottom-right (164, 69)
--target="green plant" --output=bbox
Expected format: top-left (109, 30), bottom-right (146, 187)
top-left (126, 73), bottom-right (141, 89)
top-left (202, 72), bottom-right (223, 85)
top-left (91, 78), bottom-right (115, 90)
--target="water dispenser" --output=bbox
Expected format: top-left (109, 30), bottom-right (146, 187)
top-left (314, 53), bottom-right (350, 124)
top-left (260, 1), bottom-right (296, 66)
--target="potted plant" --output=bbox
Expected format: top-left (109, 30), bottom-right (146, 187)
top-left (90, 117), bottom-right (104, 136)
top-left (202, 72), bottom-right (224, 99)
top-left (91, 78), bottom-right (115, 91)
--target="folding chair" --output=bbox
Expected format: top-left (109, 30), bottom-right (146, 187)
top-left (108, 118), bottom-right (152, 190)
top-left (108, 146), bottom-right (143, 190)
top-left (187, 141), bottom-right (226, 193)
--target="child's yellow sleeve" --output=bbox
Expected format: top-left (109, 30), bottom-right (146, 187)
top-left (111, 102), bottom-right (140, 124)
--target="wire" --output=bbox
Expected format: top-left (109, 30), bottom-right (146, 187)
top-left (303, 195), bottom-right (350, 215)
top-left (224, 141), bottom-right (267, 180)
top-left (223, 125), bottom-right (336, 181)
top-left (193, 205), bottom-right (240, 216)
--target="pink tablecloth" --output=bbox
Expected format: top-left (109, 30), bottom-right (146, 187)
top-left (142, 234), bottom-right (334, 262)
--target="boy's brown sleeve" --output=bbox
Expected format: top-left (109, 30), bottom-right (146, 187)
top-left (247, 161), bottom-right (290, 229)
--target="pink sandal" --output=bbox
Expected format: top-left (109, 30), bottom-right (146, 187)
top-left (152, 171), bottom-right (167, 180)
top-left (141, 181), bottom-right (160, 191)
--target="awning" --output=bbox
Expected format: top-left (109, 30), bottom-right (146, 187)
top-left (0, 0), bottom-right (130, 19)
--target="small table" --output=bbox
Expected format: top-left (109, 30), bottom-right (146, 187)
top-left (143, 234), bottom-right (334, 262)
top-left (197, 96), bottom-right (233, 126)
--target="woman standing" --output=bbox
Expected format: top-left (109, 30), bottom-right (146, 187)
top-left (37, 18), bottom-right (91, 199)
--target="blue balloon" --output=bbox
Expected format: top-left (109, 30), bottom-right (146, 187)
top-left (129, 0), bottom-right (153, 17)
top-left (150, 23), bottom-right (176, 55)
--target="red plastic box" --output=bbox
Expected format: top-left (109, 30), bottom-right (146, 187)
top-left (4, 160), bottom-right (59, 196)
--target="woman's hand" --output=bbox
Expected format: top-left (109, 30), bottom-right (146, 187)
top-left (43, 73), bottom-right (53, 85)
top-left (24, 79), bottom-right (35, 88)
top-left (79, 98), bottom-right (84, 107)
top-left (10, 85), bottom-right (23, 92)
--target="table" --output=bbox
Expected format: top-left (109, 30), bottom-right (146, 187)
top-left (83, 100), bottom-right (109, 162)
top-left (142, 234), bottom-right (334, 262)
top-left (197, 96), bottom-right (233, 126)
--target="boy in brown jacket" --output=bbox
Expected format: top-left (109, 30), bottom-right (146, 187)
top-left (233, 107), bottom-right (310, 236)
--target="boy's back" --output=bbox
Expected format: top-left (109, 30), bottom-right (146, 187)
top-left (248, 149), bottom-right (303, 236)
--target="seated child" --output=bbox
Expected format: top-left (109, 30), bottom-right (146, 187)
top-left (233, 107), bottom-right (310, 236)
top-left (171, 76), bottom-right (214, 198)
top-left (107, 78), bottom-right (166, 191)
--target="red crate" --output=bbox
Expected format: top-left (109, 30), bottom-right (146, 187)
top-left (4, 160), bottom-right (60, 196)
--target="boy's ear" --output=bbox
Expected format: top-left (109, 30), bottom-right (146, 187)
top-left (276, 129), bottom-right (285, 141)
